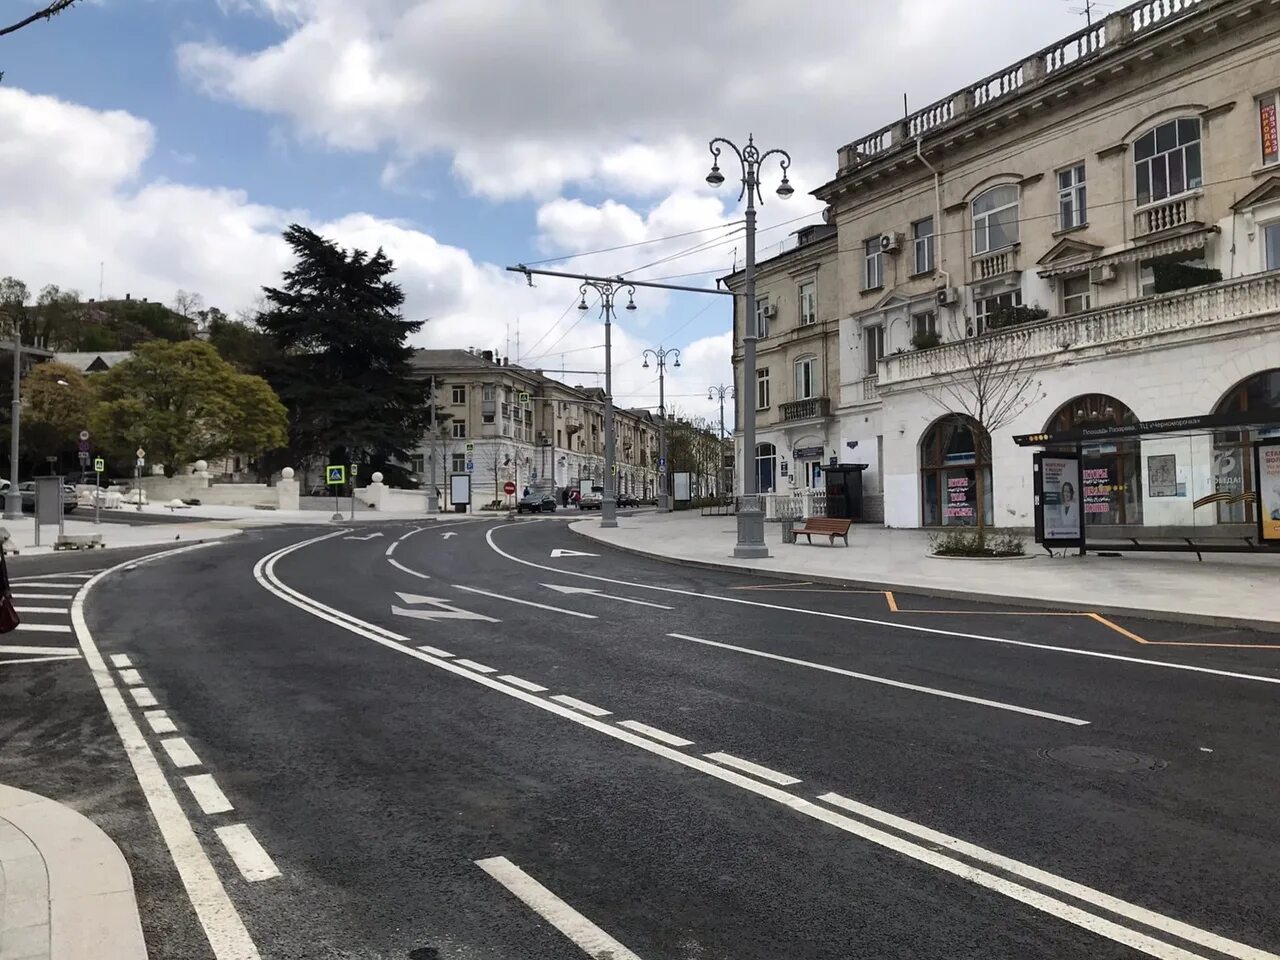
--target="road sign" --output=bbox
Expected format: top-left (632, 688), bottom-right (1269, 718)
top-left (326, 464), bottom-right (346, 485)
top-left (135, 447), bottom-right (146, 459)
top-left (503, 481), bottom-right (516, 495)
top-left (466, 460), bottom-right (474, 472)
top-left (465, 442), bottom-right (475, 453)
top-left (78, 451), bottom-right (89, 465)
top-left (658, 457), bottom-right (666, 469)
top-left (351, 463), bottom-right (359, 476)
top-left (136, 459), bottom-right (145, 468)
top-left (94, 457), bottom-right (105, 473)
top-left (79, 430), bottom-right (90, 442)
top-left (78, 439), bottom-right (90, 453)
top-left (518, 392), bottom-right (530, 404)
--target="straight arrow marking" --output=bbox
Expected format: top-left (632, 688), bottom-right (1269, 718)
top-left (540, 584), bottom-right (672, 610)
top-left (549, 548), bottom-right (598, 558)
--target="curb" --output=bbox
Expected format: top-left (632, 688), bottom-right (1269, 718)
top-left (568, 522), bottom-right (1280, 636)
top-left (0, 783), bottom-right (147, 960)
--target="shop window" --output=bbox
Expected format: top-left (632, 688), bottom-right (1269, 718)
top-left (1213, 368), bottom-right (1280, 524)
top-left (920, 415), bottom-right (993, 527)
top-left (1048, 394), bottom-right (1143, 525)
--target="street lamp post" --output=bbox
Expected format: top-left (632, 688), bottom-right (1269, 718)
top-left (5, 338), bottom-right (22, 520)
top-left (641, 346), bottom-right (680, 512)
top-left (706, 134), bottom-right (793, 559)
top-left (425, 375), bottom-right (439, 515)
top-left (578, 279), bottom-right (636, 529)
top-left (708, 383), bottom-right (734, 496)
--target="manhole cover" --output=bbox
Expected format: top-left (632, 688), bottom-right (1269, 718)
top-left (1038, 745), bottom-right (1167, 772)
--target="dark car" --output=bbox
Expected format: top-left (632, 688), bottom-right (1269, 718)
top-left (18, 481), bottom-right (78, 514)
top-left (615, 493), bottom-right (640, 508)
top-left (516, 493), bottom-right (557, 514)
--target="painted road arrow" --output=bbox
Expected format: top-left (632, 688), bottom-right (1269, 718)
top-left (541, 583), bottom-right (672, 610)
top-left (344, 532), bottom-right (384, 541)
top-left (549, 548), bottom-right (598, 558)
top-left (442, 532), bottom-right (458, 540)
top-left (392, 592), bottom-right (500, 623)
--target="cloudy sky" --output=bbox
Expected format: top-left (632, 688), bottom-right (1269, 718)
top-left (0, 0), bottom-right (1083, 423)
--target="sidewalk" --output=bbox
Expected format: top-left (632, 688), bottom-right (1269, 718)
top-left (571, 512), bottom-right (1280, 632)
top-left (0, 783), bottom-right (146, 960)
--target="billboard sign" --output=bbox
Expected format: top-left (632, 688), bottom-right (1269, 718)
top-left (1256, 440), bottom-right (1280, 543)
top-left (1034, 452), bottom-right (1084, 546)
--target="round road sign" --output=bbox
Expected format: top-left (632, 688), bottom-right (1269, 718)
top-left (79, 430), bottom-right (90, 441)
top-left (503, 481), bottom-right (517, 496)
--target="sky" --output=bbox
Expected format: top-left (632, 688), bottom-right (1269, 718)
top-left (0, 0), bottom-right (1084, 425)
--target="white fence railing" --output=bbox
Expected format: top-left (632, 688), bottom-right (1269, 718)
top-left (760, 489), bottom-right (828, 521)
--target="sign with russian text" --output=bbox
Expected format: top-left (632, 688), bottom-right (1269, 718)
top-left (1262, 101), bottom-right (1279, 164)
top-left (1036, 454), bottom-right (1083, 545)
top-left (1256, 441), bottom-right (1280, 543)
top-left (944, 474), bottom-right (974, 521)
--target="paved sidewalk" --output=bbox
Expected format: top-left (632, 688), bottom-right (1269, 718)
top-left (0, 784), bottom-right (146, 960)
top-left (571, 512), bottom-right (1280, 632)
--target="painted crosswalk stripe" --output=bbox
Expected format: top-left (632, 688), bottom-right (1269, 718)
top-left (184, 774), bottom-right (234, 815)
top-left (550, 695), bottom-right (611, 717)
top-left (0, 644), bottom-right (79, 656)
top-left (110, 654), bottom-right (132, 668)
top-left (130, 687), bottom-right (159, 708)
top-left (704, 752), bottom-right (801, 786)
top-left (14, 623), bottom-right (72, 634)
top-left (14, 606), bottom-right (69, 614)
top-left (617, 720), bottom-right (694, 748)
top-left (215, 824), bottom-right (280, 882)
top-left (12, 593), bottom-right (74, 600)
top-left (499, 675), bottom-right (548, 693)
top-left (416, 644), bottom-right (454, 658)
top-left (11, 572), bottom-right (93, 582)
top-left (9, 582), bottom-right (84, 589)
top-left (144, 710), bottom-right (177, 735)
top-left (161, 737), bottom-right (201, 769)
top-left (455, 659), bottom-right (497, 674)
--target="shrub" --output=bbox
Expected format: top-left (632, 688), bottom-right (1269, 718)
top-left (987, 304), bottom-right (1049, 330)
top-left (928, 528), bottom-right (1025, 557)
top-left (911, 330), bottom-right (942, 350)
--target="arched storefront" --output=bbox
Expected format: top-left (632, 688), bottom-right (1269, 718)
top-left (1213, 369), bottom-right (1280, 524)
top-left (1048, 394), bottom-right (1143, 526)
top-left (920, 415), bottom-right (992, 526)
top-left (755, 442), bottom-right (778, 494)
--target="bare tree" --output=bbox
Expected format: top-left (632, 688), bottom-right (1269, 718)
top-left (172, 289), bottom-right (205, 320)
top-left (1, 1), bottom-right (79, 81)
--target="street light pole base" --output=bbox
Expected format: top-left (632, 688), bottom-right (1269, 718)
top-left (599, 518), bottom-right (618, 529)
top-left (656, 494), bottom-right (671, 513)
top-left (2, 492), bottom-right (20, 522)
top-left (733, 506), bottom-right (771, 559)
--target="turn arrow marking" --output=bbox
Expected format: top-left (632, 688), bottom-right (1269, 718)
top-left (392, 592), bottom-right (500, 623)
top-left (541, 583), bottom-right (673, 610)
top-left (344, 532), bottom-right (384, 541)
top-left (549, 548), bottom-right (598, 558)
top-left (442, 532), bottom-right (458, 539)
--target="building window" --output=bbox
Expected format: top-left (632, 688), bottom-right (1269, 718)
top-left (794, 356), bottom-right (818, 400)
top-left (451, 453), bottom-right (466, 473)
top-left (1057, 164), bottom-right (1087, 230)
top-left (1061, 274), bottom-right (1091, 315)
top-left (1049, 394), bottom-right (1143, 526)
top-left (451, 385), bottom-right (466, 404)
top-left (482, 412), bottom-right (495, 424)
top-left (912, 217), bottom-right (935, 275)
top-left (798, 281), bottom-right (816, 325)
top-left (409, 455), bottom-right (425, 475)
top-left (755, 442), bottom-right (778, 494)
top-left (1214, 368), bottom-right (1280, 523)
top-left (920, 415), bottom-right (993, 527)
top-left (864, 238), bottom-right (884, 290)
top-left (864, 324), bottom-right (885, 376)
top-left (754, 297), bottom-right (770, 338)
top-left (973, 290), bottom-right (1021, 335)
top-left (1258, 92), bottom-right (1278, 166)
top-left (1134, 118), bottom-right (1201, 207)
top-left (451, 420), bottom-right (466, 439)
top-left (971, 185), bottom-right (1019, 254)
top-left (1265, 222), bottom-right (1280, 271)
top-left (482, 384), bottom-right (496, 401)
top-left (756, 367), bottom-right (770, 410)
top-left (912, 311), bottom-right (937, 339)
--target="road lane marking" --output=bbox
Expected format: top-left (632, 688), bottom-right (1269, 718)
top-left (617, 720), bottom-right (693, 747)
top-left (453, 584), bottom-right (598, 619)
top-left (184, 774), bottom-right (234, 815)
top-left (416, 644), bottom-right (454, 658)
top-left (668, 633), bottom-right (1090, 726)
top-left (161, 737), bottom-right (202, 768)
top-left (73, 541), bottom-right (264, 960)
top-left (12, 572), bottom-right (94, 581)
top-left (550, 694), bottom-right (612, 717)
top-left (9, 581), bottom-right (85, 589)
top-left (12, 592), bottom-right (75, 600)
top-left (343, 532), bottom-right (384, 541)
top-left (110, 654), bottom-right (132, 668)
top-left (499, 675), bottom-right (548, 693)
top-left (441, 531), bottom-right (458, 539)
top-left (393, 592), bottom-right (499, 623)
top-left (455, 659), bottom-right (497, 674)
top-left (257, 537), bottom-right (1276, 960)
top-left (215, 824), bottom-right (280, 882)
top-left (118, 668), bottom-right (144, 685)
top-left (704, 752), bottom-right (801, 786)
top-left (476, 856), bottom-right (643, 960)
top-left (145, 710), bottom-right (178, 735)
top-left (14, 605), bottom-right (70, 614)
top-left (0, 653), bottom-right (80, 666)
top-left (385, 541), bottom-right (398, 557)
top-left (397, 527), bottom-right (425, 541)
top-left (14, 623), bottom-right (72, 633)
top-left (485, 527), bottom-right (1280, 686)
top-left (549, 548), bottom-right (598, 558)
top-left (542, 583), bottom-right (673, 609)
top-left (0, 644), bottom-right (78, 656)
top-left (130, 687), bottom-right (159, 708)
top-left (387, 557), bottom-right (431, 580)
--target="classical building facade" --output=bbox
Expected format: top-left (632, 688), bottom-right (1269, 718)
top-left (733, 0), bottom-right (1280, 533)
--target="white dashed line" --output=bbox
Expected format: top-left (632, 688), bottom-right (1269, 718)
top-left (161, 737), bottom-right (202, 769)
top-left (499, 675), bottom-right (548, 693)
top-left (704, 752), bottom-right (801, 786)
top-left (550, 695), bottom-right (612, 717)
top-left (416, 644), bottom-right (454, 658)
top-left (215, 824), bottom-right (280, 882)
top-left (145, 710), bottom-right (178, 735)
top-left (455, 659), bottom-right (497, 674)
top-left (184, 774), bottom-right (235, 815)
top-left (110, 654), bottom-right (133, 668)
top-left (617, 720), bottom-right (694, 748)
top-left (130, 687), bottom-right (159, 708)
top-left (118, 669), bottom-right (144, 685)
top-left (453, 584), bottom-right (597, 619)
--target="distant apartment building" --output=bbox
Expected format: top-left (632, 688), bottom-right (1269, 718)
top-left (730, 0), bottom-right (1280, 533)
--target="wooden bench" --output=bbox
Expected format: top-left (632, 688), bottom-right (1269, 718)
top-left (793, 516), bottom-right (852, 546)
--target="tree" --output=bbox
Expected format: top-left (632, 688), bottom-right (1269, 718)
top-left (172, 289), bottom-right (204, 320)
top-left (18, 361), bottom-right (93, 471)
top-left (1, 1), bottom-right (80, 83)
top-left (206, 313), bottom-right (279, 374)
top-left (258, 224), bottom-right (428, 468)
top-left (90, 340), bottom-right (287, 476)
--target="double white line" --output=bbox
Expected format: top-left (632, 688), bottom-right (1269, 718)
top-left (255, 533), bottom-right (1278, 960)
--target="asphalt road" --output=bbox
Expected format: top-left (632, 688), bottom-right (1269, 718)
top-left (5, 518), bottom-right (1280, 960)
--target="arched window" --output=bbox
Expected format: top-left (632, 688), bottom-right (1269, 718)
top-left (1213, 369), bottom-right (1280, 524)
top-left (920, 415), bottom-right (993, 526)
top-left (971, 185), bottom-right (1019, 255)
top-left (1049, 394), bottom-right (1142, 526)
top-left (1134, 118), bottom-right (1202, 207)
top-left (793, 355), bottom-right (819, 400)
top-left (755, 442), bottom-right (778, 494)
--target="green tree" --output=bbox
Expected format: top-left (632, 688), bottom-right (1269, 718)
top-left (18, 361), bottom-right (93, 471)
top-left (258, 224), bottom-right (428, 467)
top-left (207, 313), bottom-right (279, 374)
top-left (90, 340), bottom-right (287, 476)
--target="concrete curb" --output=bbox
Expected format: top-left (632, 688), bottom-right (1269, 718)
top-left (568, 522), bottom-right (1280, 636)
top-left (0, 784), bottom-right (146, 960)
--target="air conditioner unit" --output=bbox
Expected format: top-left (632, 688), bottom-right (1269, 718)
top-left (761, 304), bottom-right (778, 319)
top-left (879, 232), bottom-right (903, 254)
top-left (1089, 264), bottom-right (1116, 285)
top-left (936, 286), bottom-right (959, 306)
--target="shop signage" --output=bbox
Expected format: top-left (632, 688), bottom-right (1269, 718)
top-left (1256, 440), bottom-right (1280, 543)
top-left (1262, 101), bottom-right (1279, 162)
top-left (943, 475), bottom-right (974, 521)
top-left (1014, 407), bottom-right (1280, 446)
top-left (793, 445), bottom-right (824, 460)
top-left (1034, 452), bottom-right (1083, 546)
top-left (1082, 465), bottom-right (1113, 515)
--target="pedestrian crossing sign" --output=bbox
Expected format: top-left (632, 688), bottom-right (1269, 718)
top-left (519, 392), bottom-right (530, 404)
top-left (326, 465), bottom-right (346, 485)
top-left (94, 457), bottom-right (105, 473)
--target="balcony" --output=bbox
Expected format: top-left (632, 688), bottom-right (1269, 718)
top-left (972, 246), bottom-right (1020, 281)
top-left (880, 271), bottom-right (1280, 387)
top-left (1133, 193), bottom-right (1202, 239)
top-left (780, 397), bottom-right (832, 422)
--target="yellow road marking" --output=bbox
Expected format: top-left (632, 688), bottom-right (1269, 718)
top-left (884, 591), bottom-right (898, 613)
top-left (1089, 613), bottom-right (1150, 645)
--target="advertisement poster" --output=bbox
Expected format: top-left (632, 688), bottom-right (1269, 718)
top-left (1040, 456), bottom-right (1083, 542)
top-left (1262, 100), bottom-right (1279, 163)
top-left (1257, 441), bottom-right (1280, 543)
top-left (1083, 465), bottom-right (1113, 516)
top-left (944, 474), bottom-right (975, 523)
top-left (1147, 454), bottom-right (1177, 498)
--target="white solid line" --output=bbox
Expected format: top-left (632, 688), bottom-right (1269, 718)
top-left (550, 694), bottom-right (612, 717)
top-left (185, 774), bottom-right (235, 815)
top-left (14, 623), bottom-right (73, 634)
top-left (12, 572), bottom-right (94, 581)
top-left (145, 710), bottom-right (178, 735)
top-left (499, 675), bottom-right (548, 693)
top-left (668, 633), bottom-right (1090, 727)
top-left (161, 737), bottom-right (202, 769)
top-left (118, 668), bottom-right (144, 685)
top-left (397, 526), bottom-right (425, 542)
top-left (254, 540), bottom-right (1274, 960)
top-left (453, 584), bottom-right (598, 619)
top-left (476, 856), bottom-right (643, 960)
top-left (130, 687), bottom-right (159, 708)
top-left (8, 581), bottom-right (85, 589)
top-left (387, 557), bottom-right (431, 580)
top-left (11, 592), bottom-right (75, 600)
top-left (0, 654), bottom-right (80, 667)
top-left (455, 658), bottom-right (497, 674)
top-left (72, 543), bottom-right (263, 960)
top-left (0, 644), bottom-right (79, 656)
top-left (617, 720), bottom-right (694, 747)
top-left (704, 751), bottom-right (801, 786)
top-left (215, 824), bottom-right (280, 883)
top-left (384, 541), bottom-right (398, 557)
top-left (14, 606), bottom-right (70, 614)
top-left (416, 644), bottom-right (454, 658)
top-left (110, 653), bottom-right (132, 668)
top-left (485, 526), bottom-right (1280, 687)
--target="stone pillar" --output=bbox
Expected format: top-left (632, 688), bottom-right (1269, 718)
top-left (277, 467), bottom-right (300, 511)
top-left (362, 471), bottom-right (387, 511)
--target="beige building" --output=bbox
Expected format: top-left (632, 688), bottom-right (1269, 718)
top-left (733, 0), bottom-right (1280, 533)
top-left (410, 349), bottom-right (660, 501)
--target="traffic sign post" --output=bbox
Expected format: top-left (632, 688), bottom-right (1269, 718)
top-left (326, 464), bottom-right (346, 519)
top-left (349, 464), bottom-right (359, 521)
top-left (134, 447), bottom-right (146, 512)
top-left (503, 480), bottom-right (516, 497)
top-left (93, 456), bottom-right (104, 525)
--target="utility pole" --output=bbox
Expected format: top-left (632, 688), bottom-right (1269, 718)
top-left (706, 134), bottom-right (794, 559)
top-left (425, 376), bottom-right (438, 515)
top-left (642, 347), bottom-right (680, 512)
top-left (5, 337), bottom-right (21, 520)
top-left (708, 383), bottom-right (734, 496)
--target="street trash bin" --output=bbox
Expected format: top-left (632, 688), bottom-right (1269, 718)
top-left (781, 517), bottom-right (796, 544)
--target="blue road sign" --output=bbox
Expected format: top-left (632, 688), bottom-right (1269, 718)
top-left (326, 464), bottom-right (346, 485)
top-left (658, 457), bottom-right (666, 469)
top-left (466, 460), bottom-right (474, 472)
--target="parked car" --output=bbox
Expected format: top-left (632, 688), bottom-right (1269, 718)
top-left (577, 491), bottom-right (603, 510)
top-left (615, 493), bottom-right (640, 508)
top-left (517, 493), bottom-right (557, 514)
top-left (18, 481), bottom-right (78, 514)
